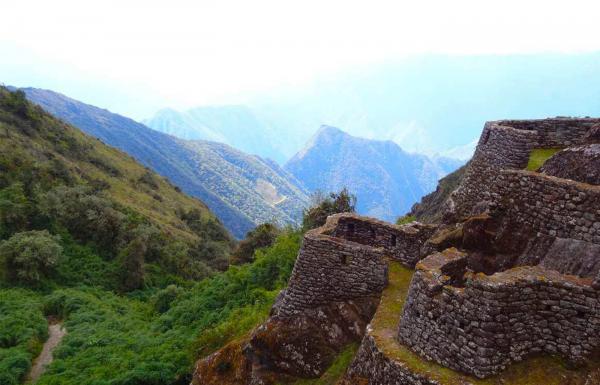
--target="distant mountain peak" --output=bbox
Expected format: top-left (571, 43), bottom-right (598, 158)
top-left (315, 124), bottom-right (345, 137)
top-left (285, 126), bottom-right (464, 222)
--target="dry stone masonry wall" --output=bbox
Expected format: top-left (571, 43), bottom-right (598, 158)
top-left (397, 249), bottom-right (600, 379)
top-left (275, 213), bottom-right (435, 317)
top-left (449, 118), bottom-right (600, 220)
top-left (330, 214), bottom-right (437, 267)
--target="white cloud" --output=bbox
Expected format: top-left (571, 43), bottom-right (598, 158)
top-left (2, 0), bottom-right (600, 118)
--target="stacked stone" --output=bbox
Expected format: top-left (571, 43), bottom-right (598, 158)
top-left (330, 213), bottom-right (438, 267)
top-left (275, 233), bottom-right (388, 317)
top-left (342, 335), bottom-right (441, 385)
top-left (540, 144), bottom-right (600, 185)
top-left (275, 213), bottom-right (438, 317)
top-left (489, 170), bottom-right (600, 245)
top-left (449, 118), bottom-right (600, 221)
top-left (397, 250), bottom-right (600, 379)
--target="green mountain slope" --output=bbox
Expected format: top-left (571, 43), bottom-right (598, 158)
top-left (0, 86), bottom-right (305, 385)
top-left (18, 87), bottom-right (309, 238)
top-left (0, 86), bottom-right (233, 276)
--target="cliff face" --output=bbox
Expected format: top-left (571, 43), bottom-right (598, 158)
top-left (192, 118), bottom-right (600, 385)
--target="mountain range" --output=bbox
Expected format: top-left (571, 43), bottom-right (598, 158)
top-left (20, 88), bottom-right (309, 238)
top-left (284, 126), bottom-right (462, 221)
top-left (19, 87), bottom-right (463, 233)
top-left (145, 106), bottom-right (286, 163)
top-left (145, 53), bottom-right (600, 162)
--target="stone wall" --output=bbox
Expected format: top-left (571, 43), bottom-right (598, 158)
top-left (448, 118), bottom-right (600, 221)
top-left (341, 335), bottom-right (439, 385)
top-left (397, 249), bottom-right (600, 379)
top-left (330, 213), bottom-right (437, 267)
top-left (274, 214), bottom-right (436, 317)
top-left (275, 231), bottom-right (388, 317)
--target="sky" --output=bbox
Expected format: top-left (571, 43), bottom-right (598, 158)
top-left (2, 0), bottom-right (600, 120)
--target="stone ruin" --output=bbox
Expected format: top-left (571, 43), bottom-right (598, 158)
top-left (192, 118), bottom-right (600, 385)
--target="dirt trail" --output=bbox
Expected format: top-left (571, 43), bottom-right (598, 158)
top-left (27, 322), bottom-right (66, 383)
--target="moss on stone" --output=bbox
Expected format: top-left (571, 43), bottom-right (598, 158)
top-left (526, 148), bottom-right (562, 171)
top-left (291, 343), bottom-right (359, 385)
top-left (368, 261), bottom-right (600, 385)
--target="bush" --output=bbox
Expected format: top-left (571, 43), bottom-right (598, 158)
top-left (118, 237), bottom-right (146, 292)
top-left (39, 185), bottom-right (126, 256)
top-left (302, 188), bottom-right (356, 231)
top-left (230, 223), bottom-right (280, 265)
top-left (396, 215), bottom-right (416, 225)
top-left (0, 289), bottom-right (46, 385)
top-left (152, 285), bottom-right (183, 314)
top-left (0, 183), bottom-right (31, 239)
top-left (0, 230), bottom-right (62, 284)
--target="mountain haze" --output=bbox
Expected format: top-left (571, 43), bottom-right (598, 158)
top-left (285, 125), bottom-right (462, 221)
top-left (20, 88), bottom-right (309, 238)
top-left (145, 105), bottom-right (287, 163)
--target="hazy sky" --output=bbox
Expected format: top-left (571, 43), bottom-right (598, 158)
top-left (2, 0), bottom-right (600, 119)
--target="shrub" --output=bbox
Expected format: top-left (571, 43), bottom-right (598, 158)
top-left (39, 185), bottom-right (126, 256)
top-left (0, 183), bottom-right (30, 239)
top-left (152, 285), bottom-right (184, 314)
top-left (302, 188), bottom-right (356, 231)
top-left (230, 223), bottom-right (280, 265)
top-left (118, 237), bottom-right (146, 292)
top-left (396, 215), bottom-right (416, 225)
top-left (138, 171), bottom-right (159, 190)
top-left (0, 230), bottom-right (62, 284)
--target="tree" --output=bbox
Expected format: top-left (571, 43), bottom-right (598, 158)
top-left (0, 230), bottom-right (62, 284)
top-left (118, 236), bottom-right (146, 292)
top-left (302, 188), bottom-right (357, 231)
top-left (230, 223), bottom-right (280, 265)
top-left (0, 183), bottom-right (30, 238)
top-left (40, 185), bottom-right (126, 255)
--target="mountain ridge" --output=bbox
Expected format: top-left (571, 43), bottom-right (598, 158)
top-left (285, 125), bottom-right (462, 222)
top-left (20, 87), bottom-right (309, 238)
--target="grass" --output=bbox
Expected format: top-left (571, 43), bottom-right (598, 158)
top-left (526, 148), bottom-right (562, 171)
top-left (395, 215), bottom-right (416, 225)
top-left (291, 343), bottom-right (360, 385)
top-left (368, 261), bottom-right (600, 385)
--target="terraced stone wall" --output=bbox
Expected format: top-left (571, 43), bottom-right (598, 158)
top-left (449, 118), bottom-right (600, 220)
top-left (397, 249), bottom-right (600, 379)
top-left (275, 214), bottom-right (436, 317)
top-left (331, 214), bottom-right (437, 267)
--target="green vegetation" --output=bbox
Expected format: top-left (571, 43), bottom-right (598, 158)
top-left (0, 87), bottom-right (305, 384)
top-left (395, 215), bottom-right (416, 225)
top-left (291, 343), bottom-right (359, 385)
top-left (0, 86), bottom-right (233, 286)
top-left (230, 223), bottom-right (280, 265)
top-left (0, 289), bottom-right (46, 385)
top-left (0, 230), bottom-right (62, 285)
top-left (35, 231), bottom-right (300, 385)
top-left (302, 188), bottom-right (356, 231)
top-left (526, 148), bottom-right (562, 171)
top-left (0, 87), bottom-right (361, 385)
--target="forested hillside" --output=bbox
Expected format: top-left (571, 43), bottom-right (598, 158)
top-left (0, 86), bottom-right (305, 385)
top-left (20, 88), bottom-right (309, 238)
